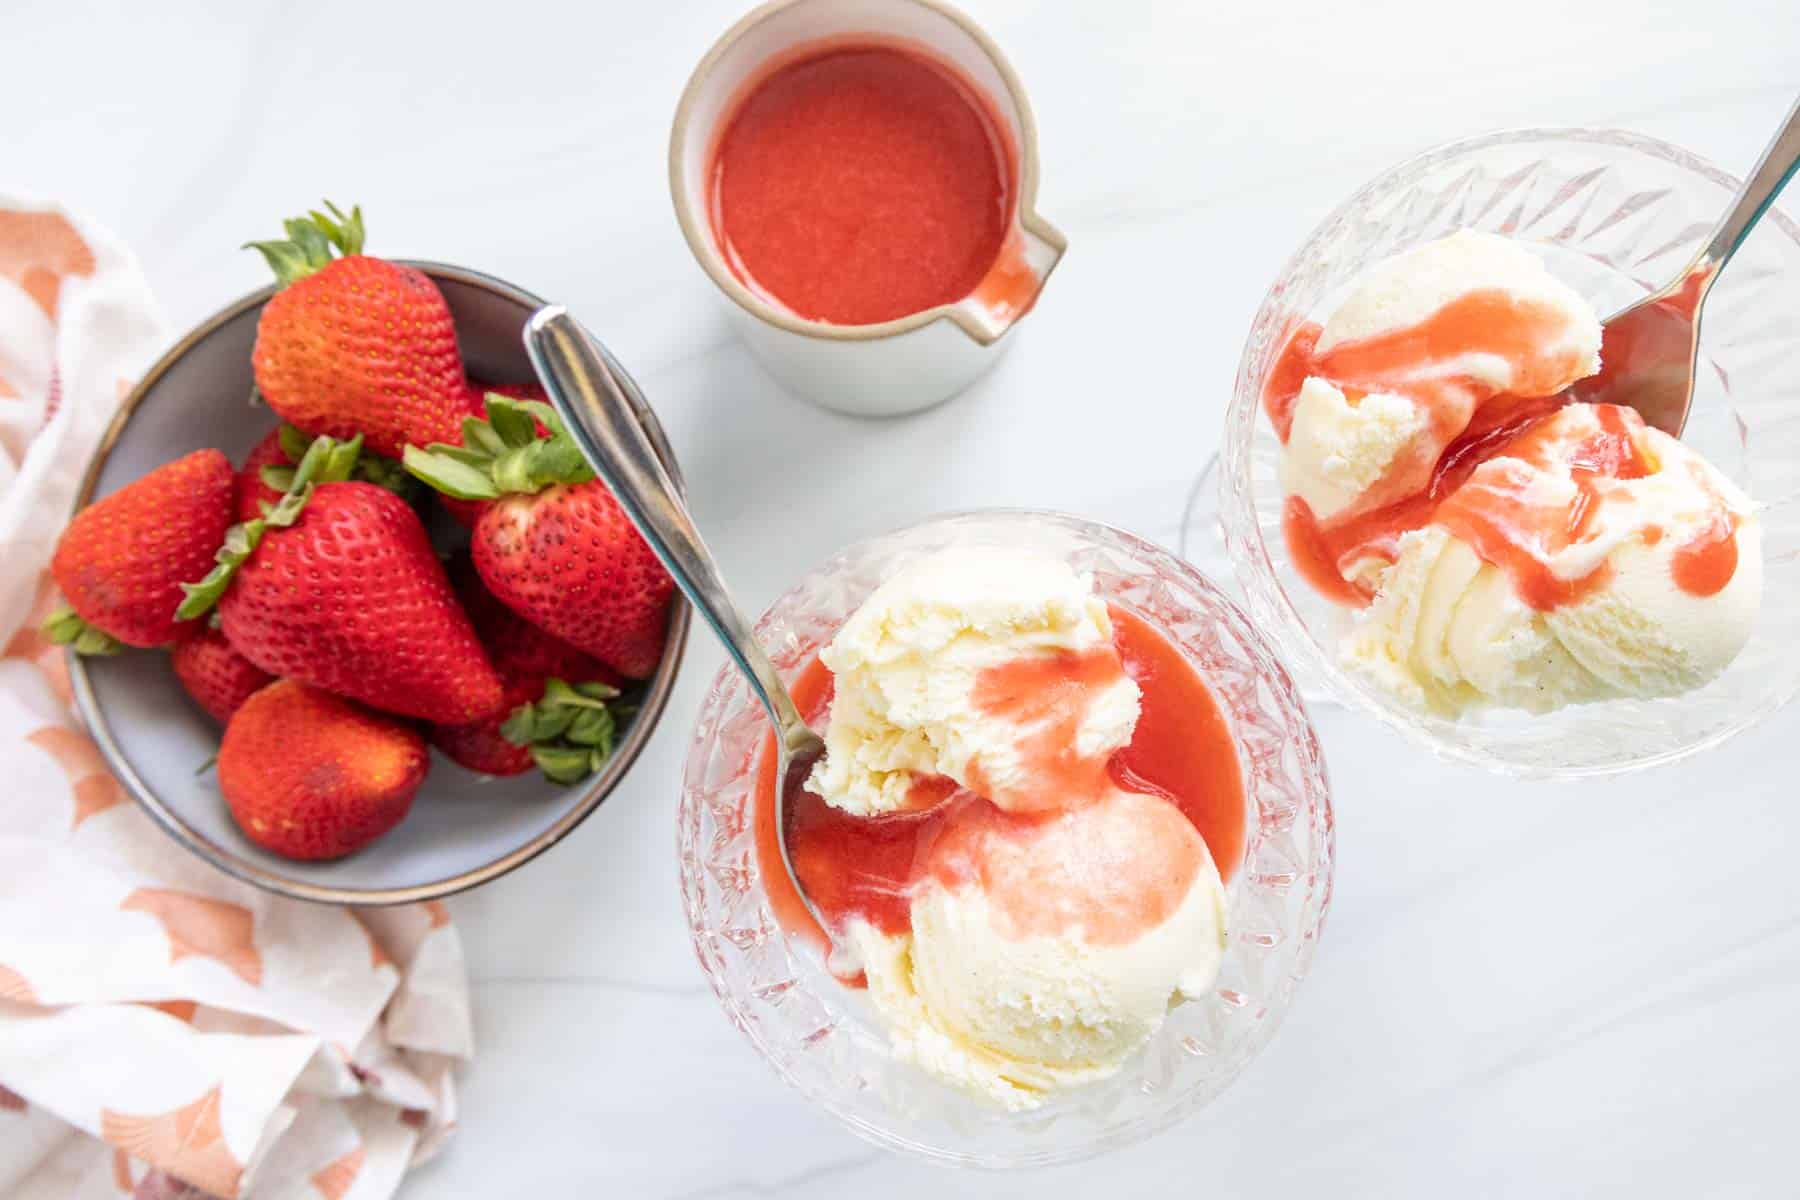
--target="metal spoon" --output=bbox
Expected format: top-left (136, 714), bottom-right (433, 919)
top-left (1573, 93), bottom-right (1800, 435)
top-left (523, 306), bottom-right (834, 944)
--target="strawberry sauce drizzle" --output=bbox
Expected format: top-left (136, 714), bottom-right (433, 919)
top-left (751, 607), bottom-right (1246, 970)
top-left (1670, 462), bottom-right (1743, 598)
top-left (963, 645), bottom-right (1126, 813)
top-left (1431, 404), bottom-right (1653, 609)
top-left (1266, 284), bottom-right (1744, 608)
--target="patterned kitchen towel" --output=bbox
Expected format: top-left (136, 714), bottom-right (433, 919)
top-left (0, 199), bottom-right (474, 1199)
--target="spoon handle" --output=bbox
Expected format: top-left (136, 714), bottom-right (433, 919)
top-left (524, 306), bottom-right (811, 747)
top-left (1702, 91), bottom-right (1800, 269)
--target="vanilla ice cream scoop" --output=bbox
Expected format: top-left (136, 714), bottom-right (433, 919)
top-left (803, 545), bottom-right (1232, 1111)
top-left (1279, 231), bottom-right (1603, 523)
top-left (1344, 404), bottom-right (1762, 713)
top-left (1267, 231), bottom-right (1761, 716)
top-left (853, 789), bottom-right (1227, 1111)
top-left (808, 546), bottom-right (1139, 815)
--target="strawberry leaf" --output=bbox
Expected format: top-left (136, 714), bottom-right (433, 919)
top-left (259, 464), bottom-right (297, 492)
top-left (262, 485), bottom-right (312, 530)
top-left (491, 446), bottom-right (542, 496)
top-left (532, 705), bottom-right (578, 741)
top-left (428, 444), bottom-right (496, 470)
top-left (515, 399), bottom-right (565, 437)
top-left (527, 438), bottom-right (593, 487)
top-left (489, 676), bottom-right (634, 781)
top-left (176, 517), bottom-right (266, 620)
top-left (402, 446), bottom-right (501, 501)
top-left (566, 706), bottom-right (614, 754)
top-left (498, 703), bottom-right (538, 747)
top-left (276, 424), bottom-right (312, 462)
top-left (276, 427), bottom-right (412, 501)
top-left (406, 397), bottom-right (590, 502)
top-left (308, 202), bottom-right (365, 256)
top-left (41, 606), bottom-right (125, 656)
top-left (461, 418), bottom-right (507, 459)
top-left (542, 677), bottom-right (613, 710)
top-left (487, 399), bottom-right (538, 449)
top-left (247, 201), bottom-right (365, 287)
top-left (530, 744), bottom-right (601, 785)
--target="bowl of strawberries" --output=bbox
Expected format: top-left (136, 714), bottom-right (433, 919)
top-left (49, 203), bottom-right (689, 902)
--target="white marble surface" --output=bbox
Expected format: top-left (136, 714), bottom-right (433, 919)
top-left (9, 1), bottom-right (1800, 1193)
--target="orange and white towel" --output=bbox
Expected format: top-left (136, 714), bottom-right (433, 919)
top-left (0, 200), bottom-right (474, 1198)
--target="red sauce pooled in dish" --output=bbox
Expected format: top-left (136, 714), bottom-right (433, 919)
top-left (751, 606), bottom-right (1246, 967)
top-left (708, 41), bottom-right (1017, 325)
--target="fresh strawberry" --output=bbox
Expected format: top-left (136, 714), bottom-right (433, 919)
top-left (236, 424), bottom-right (418, 522)
top-left (170, 626), bottom-right (273, 723)
top-left (430, 557), bottom-right (628, 777)
top-left (233, 429), bottom-right (291, 522)
top-left (447, 552), bottom-right (611, 682)
top-left (428, 674), bottom-right (540, 776)
top-left (247, 203), bottom-right (466, 460)
top-left (179, 436), bottom-right (503, 724)
top-left (406, 397), bottom-right (675, 679)
top-left (46, 449), bottom-right (235, 651)
top-left (220, 680), bottom-right (426, 860)
top-left (431, 676), bottom-right (630, 781)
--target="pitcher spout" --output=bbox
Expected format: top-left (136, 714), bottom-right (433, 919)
top-left (953, 218), bottom-right (1068, 345)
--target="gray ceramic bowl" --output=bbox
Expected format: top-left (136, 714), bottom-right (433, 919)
top-left (67, 263), bottom-right (691, 904)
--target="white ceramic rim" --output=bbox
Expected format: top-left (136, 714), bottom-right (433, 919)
top-left (667, 0), bottom-right (1068, 347)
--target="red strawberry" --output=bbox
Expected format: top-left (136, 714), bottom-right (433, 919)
top-left (247, 204), bottom-right (465, 460)
top-left (170, 626), bottom-right (273, 723)
top-left (406, 397), bottom-right (675, 679)
top-left (47, 449), bottom-right (234, 651)
top-left (430, 558), bottom-right (627, 777)
top-left (233, 428), bottom-right (290, 522)
top-left (448, 553), bottom-right (610, 682)
top-left (220, 680), bottom-right (426, 860)
top-left (181, 437), bottom-right (503, 724)
top-left (428, 674), bottom-right (540, 776)
top-left (476, 487), bottom-right (672, 677)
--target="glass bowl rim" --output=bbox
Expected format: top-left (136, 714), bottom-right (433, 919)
top-left (678, 505), bottom-right (1336, 1165)
top-left (1223, 125), bottom-right (1800, 779)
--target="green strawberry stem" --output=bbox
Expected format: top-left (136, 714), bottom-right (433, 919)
top-left (176, 434), bottom-right (364, 620)
top-left (497, 677), bottom-right (628, 784)
top-left (403, 395), bottom-right (593, 501)
top-left (41, 606), bottom-right (124, 656)
top-left (260, 424), bottom-right (417, 509)
top-left (245, 201), bottom-right (365, 288)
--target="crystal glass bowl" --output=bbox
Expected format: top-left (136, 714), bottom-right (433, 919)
top-left (1219, 128), bottom-right (1800, 778)
top-left (678, 511), bottom-right (1333, 1166)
